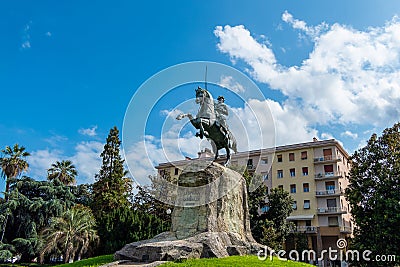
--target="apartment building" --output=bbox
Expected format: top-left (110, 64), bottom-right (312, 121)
top-left (155, 138), bottom-right (352, 263)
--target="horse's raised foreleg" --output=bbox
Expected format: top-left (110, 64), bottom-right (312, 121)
top-left (176, 113), bottom-right (194, 121)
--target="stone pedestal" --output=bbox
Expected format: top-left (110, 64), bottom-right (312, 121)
top-left (114, 162), bottom-right (263, 263)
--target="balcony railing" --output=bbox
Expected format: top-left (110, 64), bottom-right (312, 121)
top-left (317, 207), bottom-right (347, 214)
top-left (340, 226), bottom-right (352, 233)
top-left (314, 155), bottom-right (342, 163)
top-left (314, 172), bottom-right (341, 179)
top-left (315, 189), bottom-right (343, 196)
top-left (290, 226), bottom-right (318, 233)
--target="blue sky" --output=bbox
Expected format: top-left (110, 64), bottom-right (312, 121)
top-left (1, 1), bottom-right (400, 190)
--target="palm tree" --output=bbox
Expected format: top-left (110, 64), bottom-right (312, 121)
top-left (47, 160), bottom-right (78, 186)
top-left (40, 205), bottom-right (99, 263)
top-left (0, 144), bottom-right (30, 195)
top-left (0, 144), bottom-right (30, 242)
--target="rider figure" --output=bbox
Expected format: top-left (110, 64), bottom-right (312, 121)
top-left (214, 95), bottom-right (229, 136)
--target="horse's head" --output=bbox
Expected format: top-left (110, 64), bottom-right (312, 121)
top-left (195, 87), bottom-right (206, 104)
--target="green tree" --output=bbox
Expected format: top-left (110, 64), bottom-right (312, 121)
top-left (92, 127), bottom-right (132, 215)
top-left (0, 144), bottom-right (30, 243)
top-left (96, 204), bottom-right (170, 254)
top-left (0, 177), bottom-right (78, 262)
top-left (242, 170), bottom-right (268, 243)
top-left (265, 188), bottom-right (294, 246)
top-left (132, 183), bottom-right (172, 225)
top-left (47, 160), bottom-right (78, 186)
top-left (345, 123), bottom-right (400, 266)
top-left (40, 205), bottom-right (99, 263)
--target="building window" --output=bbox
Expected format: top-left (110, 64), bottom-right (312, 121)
top-left (261, 157), bottom-right (268, 164)
top-left (247, 159), bottom-right (253, 169)
top-left (301, 151), bottom-right (308, 160)
top-left (262, 172), bottom-right (269, 180)
top-left (290, 168), bottom-right (296, 177)
top-left (289, 153), bottom-right (295, 161)
top-left (278, 185), bottom-right (283, 190)
top-left (304, 200), bottom-right (310, 209)
top-left (324, 164), bottom-right (334, 176)
top-left (323, 148), bottom-right (333, 160)
top-left (159, 169), bottom-right (165, 176)
top-left (303, 183), bottom-right (310, 192)
top-left (325, 181), bottom-right (335, 192)
top-left (328, 216), bottom-right (339, 226)
top-left (292, 201), bottom-right (297, 210)
top-left (327, 198), bottom-right (337, 208)
top-left (290, 184), bottom-right (296, 193)
top-left (277, 154), bottom-right (283, 162)
top-left (277, 170), bottom-right (283, 178)
top-left (266, 187), bottom-right (269, 194)
top-left (302, 167), bottom-right (309, 176)
top-left (174, 168), bottom-right (179, 175)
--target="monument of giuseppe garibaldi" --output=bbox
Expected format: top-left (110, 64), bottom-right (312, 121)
top-left (115, 86), bottom-right (265, 264)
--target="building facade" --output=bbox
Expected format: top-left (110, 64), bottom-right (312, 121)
top-left (156, 138), bottom-right (352, 264)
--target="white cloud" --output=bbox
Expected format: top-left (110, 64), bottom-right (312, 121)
top-left (214, 25), bottom-right (277, 70)
top-left (70, 141), bottom-right (103, 184)
top-left (45, 31), bottom-right (52, 37)
top-left (21, 41), bottom-right (31, 49)
top-left (28, 141), bottom-right (103, 184)
top-left (78, 126), bottom-right (98, 137)
top-left (281, 10), bottom-right (328, 39)
top-left (214, 14), bottom-right (400, 133)
top-left (29, 149), bottom-right (63, 179)
top-left (160, 109), bottom-right (184, 119)
top-left (44, 134), bottom-right (68, 147)
top-left (21, 21), bottom-right (32, 49)
top-left (218, 75), bottom-right (245, 93)
top-left (341, 130), bottom-right (358, 139)
top-left (321, 132), bottom-right (335, 140)
top-left (124, 132), bottom-right (203, 185)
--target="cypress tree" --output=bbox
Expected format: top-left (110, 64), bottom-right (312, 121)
top-left (92, 126), bottom-right (132, 216)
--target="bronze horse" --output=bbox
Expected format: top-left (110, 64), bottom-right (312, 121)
top-left (176, 87), bottom-right (237, 165)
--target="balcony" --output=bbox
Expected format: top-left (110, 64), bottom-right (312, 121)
top-left (340, 226), bottom-right (352, 234)
top-left (317, 207), bottom-right (347, 214)
top-left (246, 164), bottom-right (255, 170)
top-left (314, 172), bottom-right (341, 180)
top-left (315, 189), bottom-right (343, 197)
top-left (314, 155), bottom-right (342, 164)
top-left (290, 226), bottom-right (318, 233)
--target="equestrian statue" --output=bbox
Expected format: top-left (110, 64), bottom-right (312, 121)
top-left (176, 87), bottom-right (237, 165)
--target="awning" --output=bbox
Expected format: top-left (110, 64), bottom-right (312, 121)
top-left (286, 214), bottom-right (315, 221)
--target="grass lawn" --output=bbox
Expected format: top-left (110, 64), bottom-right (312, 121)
top-left (160, 255), bottom-right (313, 266)
top-left (56, 255), bottom-right (114, 267)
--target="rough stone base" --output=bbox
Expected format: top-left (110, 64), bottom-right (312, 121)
top-left (114, 162), bottom-right (266, 263)
top-left (114, 231), bottom-right (264, 263)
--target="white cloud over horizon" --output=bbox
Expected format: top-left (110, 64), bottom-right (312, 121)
top-left (213, 12), bottom-right (400, 148)
top-left (28, 141), bottom-right (103, 184)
